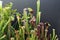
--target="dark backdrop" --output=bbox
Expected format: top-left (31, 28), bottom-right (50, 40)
top-left (2, 0), bottom-right (60, 39)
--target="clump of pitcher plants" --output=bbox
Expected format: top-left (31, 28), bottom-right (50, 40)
top-left (0, 0), bottom-right (58, 40)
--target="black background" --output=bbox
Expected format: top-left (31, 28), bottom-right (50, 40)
top-left (2, 0), bottom-right (60, 39)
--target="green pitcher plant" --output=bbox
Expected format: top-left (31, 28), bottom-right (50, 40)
top-left (0, 0), bottom-right (58, 40)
